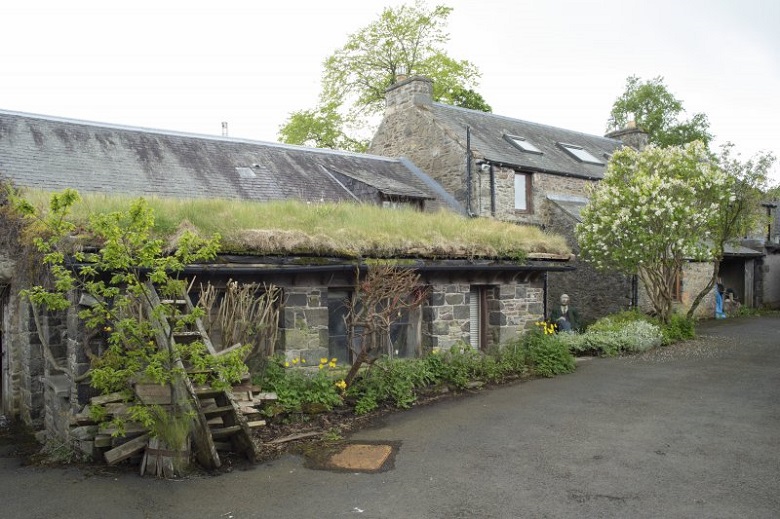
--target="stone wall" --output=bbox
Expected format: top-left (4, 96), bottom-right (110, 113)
top-left (636, 261), bottom-right (716, 319)
top-left (426, 281), bottom-right (543, 351)
top-left (280, 286), bottom-right (329, 364)
top-left (370, 80), bottom-right (470, 208)
top-left (474, 170), bottom-right (597, 227)
top-left (761, 253), bottom-right (780, 308)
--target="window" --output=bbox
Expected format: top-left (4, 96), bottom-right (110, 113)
top-left (235, 166), bottom-right (256, 178)
top-left (328, 290), bottom-right (357, 364)
top-left (469, 286), bottom-right (489, 350)
top-left (558, 143), bottom-right (604, 165)
top-left (514, 173), bottom-right (531, 212)
top-left (504, 134), bottom-right (543, 154)
top-left (328, 290), bottom-right (422, 362)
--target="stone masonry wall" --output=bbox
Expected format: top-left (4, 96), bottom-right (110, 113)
top-left (280, 286), bottom-right (329, 365)
top-left (637, 262), bottom-right (716, 318)
top-left (473, 168), bottom-right (597, 227)
top-left (761, 253), bottom-right (780, 308)
top-left (426, 281), bottom-right (544, 351)
top-left (370, 81), bottom-right (469, 209)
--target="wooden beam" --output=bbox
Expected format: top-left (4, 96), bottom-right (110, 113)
top-left (104, 433), bottom-right (150, 466)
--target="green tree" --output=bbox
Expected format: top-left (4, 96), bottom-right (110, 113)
top-left (608, 75), bottom-right (712, 148)
top-left (279, 1), bottom-right (488, 151)
top-left (577, 142), bottom-right (731, 322)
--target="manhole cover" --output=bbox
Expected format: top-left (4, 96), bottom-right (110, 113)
top-left (330, 444), bottom-right (393, 471)
top-left (301, 441), bottom-right (400, 473)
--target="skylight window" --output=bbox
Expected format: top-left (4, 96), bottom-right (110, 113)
top-left (235, 167), bottom-right (257, 178)
top-left (558, 143), bottom-right (604, 165)
top-left (504, 134), bottom-right (542, 154)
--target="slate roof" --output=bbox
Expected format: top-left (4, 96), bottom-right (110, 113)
top-left (0, 109), bottom-right (442, 204)
top-left (428, 103), bottom-right (622, 180)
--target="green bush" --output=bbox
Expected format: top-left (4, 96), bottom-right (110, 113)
top-left (517, 329), bottom-right (575, 377)
top-left (660, 314), bottom-right (696, 345)
top-left (258, 356), bottom-right (344, 415)
top-left (559, 309), bottom-right (697, 356)
top-left (347, 357), bottom-right (437, 415)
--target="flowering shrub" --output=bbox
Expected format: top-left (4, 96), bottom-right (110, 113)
top-left (577, 142), bottom-right (733, 322)
top-left (504, 328), bottom-right (575, 378)
top-left (558, 311), bottom-right (668, 356)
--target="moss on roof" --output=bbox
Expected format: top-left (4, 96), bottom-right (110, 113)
top-left (19, 191), bottom-right (571, 261)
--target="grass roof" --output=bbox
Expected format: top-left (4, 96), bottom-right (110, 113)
top-left (19, 191), bottom-right (571, 261)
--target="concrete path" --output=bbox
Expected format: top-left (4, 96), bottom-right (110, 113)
top-left (1, 316), bottom-right (778, 518)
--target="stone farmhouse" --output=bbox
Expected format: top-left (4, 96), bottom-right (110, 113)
top-left (0, 109), bottom-right (570, 452)
top-left (369, 76), bottom-right (771, 321)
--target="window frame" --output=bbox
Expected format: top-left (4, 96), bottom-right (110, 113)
top-left (504, 134), bottom-right (543, 155)
top-left (558, 142), bottom-right (604, 165)
top-left (514, 172), bottom-right (533, 214)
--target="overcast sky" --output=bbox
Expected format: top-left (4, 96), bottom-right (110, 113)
top-left (4, 0), bottom-right (779, 181)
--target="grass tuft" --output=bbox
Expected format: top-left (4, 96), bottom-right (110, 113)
top-left (19, 191), bottom-right (571, 260)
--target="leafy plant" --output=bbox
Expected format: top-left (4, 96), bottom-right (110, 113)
top-left (347, 356), bottom-right (437, 414)
top-left (659, 313), bottom-right (696, 345)
top-left (258, 356), bottom-right (344, 417)
top-left (13, 189), bottom-right (231, 457)
top-left (518, 329), bottom-right (575, 377)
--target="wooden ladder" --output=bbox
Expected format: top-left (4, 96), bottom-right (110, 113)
top-left (143, 281), bottom-right (260, 469)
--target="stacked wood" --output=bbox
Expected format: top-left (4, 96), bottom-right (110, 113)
top-left (140, 436), bottom-right (191, 478)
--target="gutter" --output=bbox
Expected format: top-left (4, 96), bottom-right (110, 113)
top-left (480, 159), bottom-right (603, 181)
top-left (176, 262), bottom-right (575, 276)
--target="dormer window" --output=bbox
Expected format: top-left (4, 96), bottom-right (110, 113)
top-left (504, 134), bottom-right (542, 154)
top-left (558, 143), bottom-right (603, 165)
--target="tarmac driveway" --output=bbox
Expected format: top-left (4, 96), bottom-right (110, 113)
top-left (1, 316), bottom-right (778, 518)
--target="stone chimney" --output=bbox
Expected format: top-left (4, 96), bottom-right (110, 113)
top-left (383, 76), bottom-right (434, 116)
top-left (605, 120), bottom-right (649, 151)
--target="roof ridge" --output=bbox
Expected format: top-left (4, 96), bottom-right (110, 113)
top-left (430, 102), bottom-right (620, 144)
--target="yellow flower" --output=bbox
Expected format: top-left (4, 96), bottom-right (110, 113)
top-left (103, 326), bottom-right (112, 332)
top-left (320, 357), bottom-right (328, 364)
top-left (284, 361), bottom-right (290, 367)
top-left (329, 361), bottom-right (337, 368)
top-left (331, 358), bottom-right (338, 363)
top-left (292, 358), bottom-right (299, 365)
top-left (318, 364), bottom-right (324, 370)
top-left (301, 358), bottom-right (306, 364)
top-left (335, 380), bottom-right (347, 391)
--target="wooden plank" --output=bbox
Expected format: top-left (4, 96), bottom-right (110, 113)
top-left (90, 392), bottom-right (126, 406)
top-left (94, 435), bottom-right (113, 448)
top-left (104, 433), bottom-right (150, 465)
top-left (99, 421), bottom-right (148, 436)
top-left (247, 420), bottom-right (266, 428)
top-left (160, 299), bottom-right (187, 305)
top-left (194, 387), bottom-right (223, 398)
top-left (252, 392), bottom-right (278, 401)
top-left (232, 391), bottom-right (253, 402)
top-left (134, 384), bottom-right (172, 405)
top-left (231, 383), bottom-right (262, 394)
top-left (203, 405), bottom-right (233, 417)
top-left (214, 342), bottom-right (245, 357)
top-left (266, 431), bottom-right (322, 445)
top-left (210, 425), bottom-right (241, 439)
top-left (103, 403), bottom-right (130, 416)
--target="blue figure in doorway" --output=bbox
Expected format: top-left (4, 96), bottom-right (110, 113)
top-left (715, 278), bottom-right (726, 319)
